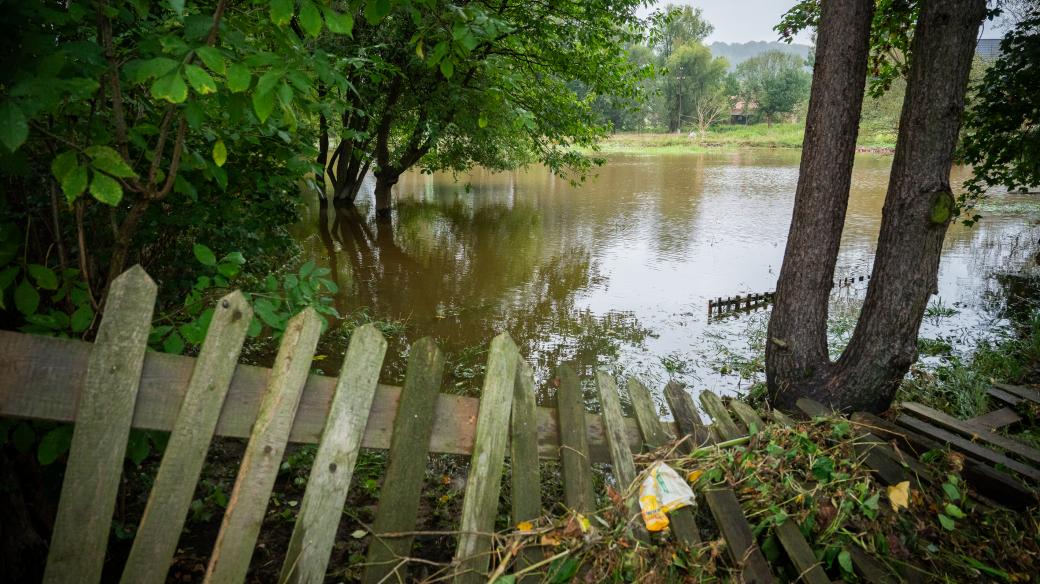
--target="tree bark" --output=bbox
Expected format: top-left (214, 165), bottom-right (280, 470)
top-left (766, 0), bottom-right (875, 404)
top-left (373, 171), bottom-right (398, 220)
top-left (767, 0), bottom-right (988, 413)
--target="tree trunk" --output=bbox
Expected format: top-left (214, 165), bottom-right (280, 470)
top-left (767, 0), bottom-right (988, 413)
top-left (373, 172), bottom-right (398, 220)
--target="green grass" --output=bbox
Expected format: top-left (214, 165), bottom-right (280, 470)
top-left (595, 123), bottom-right (897, 153)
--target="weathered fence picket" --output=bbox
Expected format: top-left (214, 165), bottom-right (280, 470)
top-left (509, 361), bottom-right (542, 581)
top-left (555, 364), bottom-right (595, 513)
top-left (121, 291), bottom-right (252, 584)
top-left (594, 371), bottom-right (649, 542)
top-left (43, 266), bottom-right (157, 584)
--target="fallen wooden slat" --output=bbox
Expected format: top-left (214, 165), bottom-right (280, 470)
top-left (0, 330), bottom-right (668, 462)
top-left (556, 364), bottom-right (596, 513)
top-left (901, 401), bottom-right (1040, 465)
top-left (279, 324), bottom-right (388, 584)
top-left (774, 520), bottom-right (828, 584)
top-left (664, 381), bottom-right (714, 447)
top-left (509, 361), bottom-right (542, 581)
top-left (728, 399), bottom-right (765, 434)
top-left (993, 383), bottom-right (1040, 405)
top-left (896, 415), bottom-right (1040, 481)
top-left (794, 400), bottom-right (908, 486)
top-left (43, 266), bottom-right (157, 584)
top-left (205, 309), bottom-right (323, 584)
top-left (845, 545), bottom-right (898, 584)
top-left (454, 333), bottom-right (520, 584)
top-left (363, 338), bottom-right (445, 584)
top-left (700, 391), bottom-right (745, 440)
top-left (967, 407), bottom-right (1021, 430)
top-left (771, 409), bottom-right (796, 427)
top-left (627, 378), bottom-right (701, 546)
top-left (703, 488), bottom-right (774, 583)
top-left (987, 385), bottom-right (1023, 407)
top-left (794, 398), bottom-right (830, 418)
top-left (122, 291), bottom-right (252, 584)
top-left (595, 371), bottom-right (648, 542)
top-left (852, 411), bottom-right (1036, 509)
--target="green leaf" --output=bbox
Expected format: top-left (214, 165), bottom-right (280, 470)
top-left (185, 64), bottom-right (217, 95)
top-left (212, 139), bottom-right (227, 167)
top-left (941, 482), bottom-right (960, 501)
top-left (12, 423), bottom-right (36, 453)
top-left (163, 331), bottom-right (185, 354)
top-left (0, 101), bottom-right (29, 152)
top-left (253, 88), bottom-right (276, 122)
top-left (247, 316), bottom-right (262, 338)
top-left (227, 63), bottom-right (252, 93)
top-left (270, 0), bottom-right (293, 26)
top-left (364, 0), bottom-right (392, 25)
top-left (126, 430), bottom-right (151, 465)
top-left (837, 550), bottom-right (853, 574)
top-left (256, 70), bottom-right (282, 95)
top-left (322, 6), bottom-right (353, 35)
top-left (128, 57), bottom-right (179, 83)
top-left (51, 151), bottom-right (78, 182)
top-left (439, 59), bottom-right (454, 79)
top-left (478, 113), bottom-right (488, 128)
top-left (70, 304), bottom-right (95, 333)
top-left (61, 165), bottom-right (89, 202)
top-left (38, 425), bottom-right (74, 465)
top-left (28, 264), bottom-right (58, 290)
top-left (299, 0), bottom-right (322, 37)
top-left (151, 71), bottom-right (188, 103)
top-left (193, 243), bottom-right (217, 266)
top-left (89, 172), bottom-right (123, 205)
top-left (938, 513), bottom-right (956, 531)
top-left (217, 262), bottom-right (240, 278)
top-left (299, 260), bottom-right (316, 278)
top-left (547, 556), bottom-right (579, 583)
top-left (14, 278), bottom-right (40, 315)
top-left (944, 503), bottom-right (966, 519)
top-left (86, 146), bottom-right (137, 178)
top-left (195, 46), bottom-right (226, 74)
top-left (223, 251), bottom-right (245, 265)
top-left (811, 457), bottom-right (834, 481)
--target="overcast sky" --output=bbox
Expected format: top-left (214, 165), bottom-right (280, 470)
top-left (646, 1), bottom-right (1007, 45)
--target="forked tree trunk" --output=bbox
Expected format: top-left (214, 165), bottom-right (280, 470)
top-left (373, 172), bottom-right (398, 220)
top-left (767, 0), bottom-right (988, 413)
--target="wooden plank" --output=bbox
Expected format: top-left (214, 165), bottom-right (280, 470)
top-left (852, 411), bottom-right (1036, 509)
top-left (987, 385), bottom-right (1023, 406)
top-left (993, 383), bottom-right (1040, 405)
top-left (896, 415), bottom-right (1040, 481)
top-left (0, 330), bottom-right (665, 462)
top-left (771, 409), bottom-right (796, 427)
top-left (699, 391), bottom-right (744, 441)
top-left (664, 381), bottom-right (714, 448)
top-left (627, 379), bottom-right (700, 546)
top-left (851, 432), bottom-right (910, 486)
top-left (794, 398), bottom-right (830, 418)
top-left (703, 488), bottom-right (774, 584)
top-left (595, 370), bottom-right (648, 542)
top-left (363, 338), bottom-right (445, 584)
top-left (509, 360), bottom-right (541, 581)
top-left (901, 402), bottom-right (1040, 465)
top-left (205, 309), bottom-right (323, 584)
top-left (121, 291), bottom-right (252, 584)
top-left (967, 407), bottom-right (1021, 430)
top-left (453, 333), bottom-right (520, 584)
top-left (626, 378), bottom-right (669, 448)
top-left (774, 520), bottom-right (828, 584)
top-left (846, 545), bottom-right (898, 584)
top-left (728, 400), bottom-right (765, 434)
top-left (555, 364), bottom-right (595, 513)
top-left (43, 265), bottom-right (157, 584)
top-left (279, 324), bottom-right (388, 584)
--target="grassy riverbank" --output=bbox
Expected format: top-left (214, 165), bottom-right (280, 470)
top-left (596, 124), bottom-right (897, 153)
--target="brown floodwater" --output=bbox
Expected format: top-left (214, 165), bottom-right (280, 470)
top-left (292, 150), bottom-right (1039, 402)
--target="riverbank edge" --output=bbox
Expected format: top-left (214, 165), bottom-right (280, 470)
top-left (590, 129), bottom-right (896, 155)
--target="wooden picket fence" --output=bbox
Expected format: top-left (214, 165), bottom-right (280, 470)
top-left (2, 265), bottom-right (1039, 583)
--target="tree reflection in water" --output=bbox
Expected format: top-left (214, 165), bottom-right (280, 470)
top-left (315, 199), bottom-right (654, 403)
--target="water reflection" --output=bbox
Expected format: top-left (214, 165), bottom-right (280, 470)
top-left (294, 151), bottom-right (1040, 400)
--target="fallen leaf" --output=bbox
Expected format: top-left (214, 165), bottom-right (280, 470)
top-left (888, 480), bottom-right (910, 512)
top-left (350, 529), bottom-right (367, 539)
top-left (516, 521), bottom-right (534, 532)
top-left (577, 514), bottom-right (591, 533)
top-left (687, 469), bottom-right (704, 484)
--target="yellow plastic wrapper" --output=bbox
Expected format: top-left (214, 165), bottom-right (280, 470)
top-left (638, 462), bottom-right (696, 532)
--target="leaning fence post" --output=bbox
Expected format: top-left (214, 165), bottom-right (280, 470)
top-left (453, 332), bottom-right (520, 584)
top-left (509, 361), bottom-right (542, 580)
top-left (43, 265), bottom-right (157, 584)
top-left (594, 370), bottom-right (649, 542)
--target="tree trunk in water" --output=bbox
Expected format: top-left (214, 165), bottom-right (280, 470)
top-left (766, 0), bottom-right (875, 404)
top-left (374, 173), bottom-right (398, 220)
top-left (767, 0), bottom-right (988, 413)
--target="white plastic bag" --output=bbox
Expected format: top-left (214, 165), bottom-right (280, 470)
top-left (638, 462), bottom-right (697, 531)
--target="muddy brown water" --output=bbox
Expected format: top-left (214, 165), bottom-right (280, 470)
top-left (293, 150), bottom-right (1039, 403)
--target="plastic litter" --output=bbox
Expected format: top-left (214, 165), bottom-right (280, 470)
top-left (638, 462), bottom-right (697, 531)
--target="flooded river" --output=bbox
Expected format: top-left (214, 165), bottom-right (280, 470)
top-left (293, 150), bottom-right (1039, 401)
